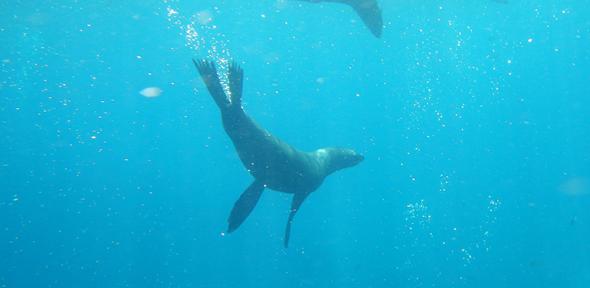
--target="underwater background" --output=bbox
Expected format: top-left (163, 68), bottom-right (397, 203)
top-left (1, 0), bottom-right (589, 287)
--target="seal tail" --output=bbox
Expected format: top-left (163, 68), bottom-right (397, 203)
top-left (193, 59), bottom-right (231, 111)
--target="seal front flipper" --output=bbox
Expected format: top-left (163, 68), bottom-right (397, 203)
top-left (351, 0), bottom-right (383, 38)
top-left (227, 181), bottom-right (265, 233)
top-left (193, 59), bottom-right (230, 110)
top-left (284, 192), bottom-right (309, 248)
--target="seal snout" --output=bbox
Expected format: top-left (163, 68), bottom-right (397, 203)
top-left (354, 154), bottom-right (365, 164)
top-left (349, 153), bottom-right (364, 167)
top-left (329, 148), bottom-right (365, 173)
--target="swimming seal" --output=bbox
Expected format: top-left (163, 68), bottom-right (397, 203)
top-left (296, 0), bottom-right (383, 38)
top-left (193, 59), bottom-right (364, 247)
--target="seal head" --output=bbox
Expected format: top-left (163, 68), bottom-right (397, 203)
top-left (316, 148), bottom-right (365, 175)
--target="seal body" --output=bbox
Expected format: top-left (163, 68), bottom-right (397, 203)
top-left (194, 60), bottom-right (363, 247)
top-left (222, 110), bottom-right (326, 194)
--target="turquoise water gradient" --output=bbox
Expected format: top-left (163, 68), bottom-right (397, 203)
top-left (1, 1), bottom-right (589, 287)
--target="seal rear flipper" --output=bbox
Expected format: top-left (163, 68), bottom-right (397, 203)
top-left (193, 59), bottom-right (230, 110)
top-left (228, 61), bottom-right (244, 108)
top-left (284, 192), bottom-right (309, 248)
top-left (227, 180), bottom-right (265, 233)
top-left (351, 0), bottom-right (383, 38)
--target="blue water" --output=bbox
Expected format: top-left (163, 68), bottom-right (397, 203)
top-left (1, 1), bottom-right (589, 287)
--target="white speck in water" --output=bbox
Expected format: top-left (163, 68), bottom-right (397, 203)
top-left (167, 7), bottom-right (178, 17)
top-left (139, 87), bottom-right (162, 98)
top-left (196, 10), bottom-right (213, 25)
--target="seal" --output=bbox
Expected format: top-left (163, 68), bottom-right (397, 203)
top-left (193, 59), bottom-right (364, 247)
top-left (297, 0), bottom-right (383, 38)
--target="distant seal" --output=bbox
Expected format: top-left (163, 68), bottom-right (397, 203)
top-left (193, 59), bottom-right (364, 247)
top-left (297, 0), bottom-right (383, 38)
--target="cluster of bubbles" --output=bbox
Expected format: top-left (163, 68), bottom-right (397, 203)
top-left (167, 2), bottom-right (230, 55)
top-left (480, 195), bottom-right (502, 251)
top-left (2, 28), bottom-right (52, 97)
top-left (439, 173), bottom-right (450, 192)
top-left (404, 199), bottom-right (432, 232)
top-left (454, 195), bottom-right (502, 266)
top-left (142, 0), bottom-right (232, 98)
top-left (403, 195), bottom-right (502, 267)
